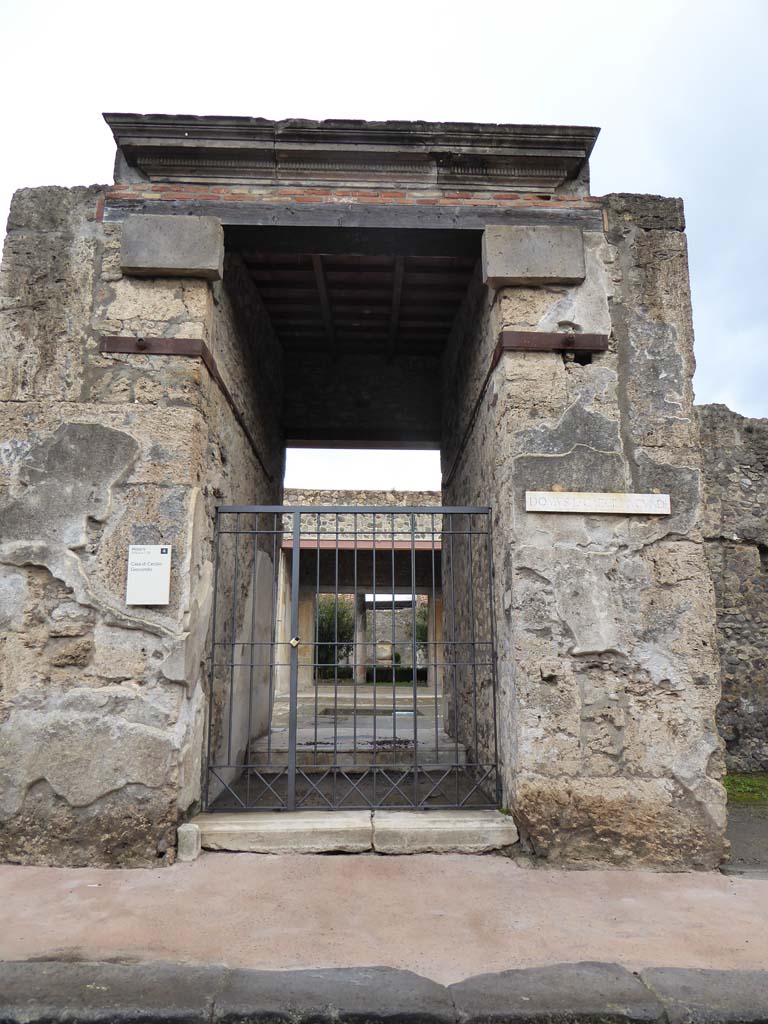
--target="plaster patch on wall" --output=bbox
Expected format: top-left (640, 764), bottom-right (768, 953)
top-left (0, 422), bottom-right (139, 606)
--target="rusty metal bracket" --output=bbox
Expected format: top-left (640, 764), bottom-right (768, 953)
top-left (442, 330), bottom-right (609, 489)
top-left (100, 336), bottom-right (206, 358)
top-left (99, 335), bottom-right (273, 483)
top-left (495, 330), bottom-right (609, 357)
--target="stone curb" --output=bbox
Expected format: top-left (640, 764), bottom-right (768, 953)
top-left (1, 960), bottom-right (768, 1023)
top-left (449, 962), bottom-right (663, 1022)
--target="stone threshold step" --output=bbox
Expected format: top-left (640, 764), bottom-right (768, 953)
top-left (179, 809), bottom-right (518, 859)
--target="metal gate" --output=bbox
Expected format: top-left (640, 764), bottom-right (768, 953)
top-left (203, 506), bottom-right (499, 811)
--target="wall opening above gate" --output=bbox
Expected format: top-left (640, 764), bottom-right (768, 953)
top-left (224, 225), bottom-right (481, 449)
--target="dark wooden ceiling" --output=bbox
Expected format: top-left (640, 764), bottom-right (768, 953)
top-left (226, 227), bottom-right (480, 360)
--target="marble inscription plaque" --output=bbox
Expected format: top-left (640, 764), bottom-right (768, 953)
top-left (525, 491), bottom-right (671, 515)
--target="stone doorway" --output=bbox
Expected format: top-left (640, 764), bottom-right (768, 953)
top-left (0, 113), bottom-right (729, 868)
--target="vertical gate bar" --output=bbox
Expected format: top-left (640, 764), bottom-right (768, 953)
top-left (314, 512), bottom-right (320, 769)
top-left (410, 512), bottom-right (418, 806)
top-left (486, 511), bottom-right (502, 805)
top-left (266, 513), bottom-right (278, 768)
top-left (287, 511), bottom-right (301, 811)
top-left (431, 512), bottom-right (439, 765)
top-left (371, 511), bottom-right (378, 804)
top-left (245, 512), bottom-right (259, 809)
top-left (203, 509), bottom-right (223, 810)
top-left (391, 513), bottom-right (397, 772)
top-left (468, 513), bottom-right (480, 769)
top-left (447, 512), bottom-right (460, 806)
top-left (227, 513), bottom-right (241, 768)
top-left (353, 513), bottom-right (359, 763)
top-left (333, 513), bottom-right (340, 808)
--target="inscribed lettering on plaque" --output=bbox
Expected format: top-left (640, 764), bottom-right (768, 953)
top-left (525, 492), bottom-right (671, 515)
top-left (126, 545), bottom-right (172, 605)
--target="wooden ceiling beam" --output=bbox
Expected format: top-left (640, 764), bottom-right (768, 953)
top-left (387, 257), bottom-right (405, 362)
top-left (311, 254), bottom-right (336, 357)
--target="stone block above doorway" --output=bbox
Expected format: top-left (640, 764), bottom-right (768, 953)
top-left (481, 224), bottom-right (586, 287)
top-left (120, 213), bottom-right (224, 280)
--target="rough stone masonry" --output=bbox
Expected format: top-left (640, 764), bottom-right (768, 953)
top-left (698, 404), bottom-right (768, 773)
top-left (0, 114), bottom-right (731, 868)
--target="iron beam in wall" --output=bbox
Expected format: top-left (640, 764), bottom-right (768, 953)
top-left (495, 330), bottom-right (609, 354)
top-left (98, 335), bottom-right (274, 482)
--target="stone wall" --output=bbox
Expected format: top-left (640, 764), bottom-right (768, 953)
top-left (442, 195), bottom-right (726, 868)
top-left (283, 489), bottom-right (441, 542)
top-left (698, 404), bottom-right (768, 772)
top-left (440, 270), bottom-right (498, 775)
top-left (284, 489), bottom-right (439, 507)
top-left (0, 187), bottom-right (282, 866)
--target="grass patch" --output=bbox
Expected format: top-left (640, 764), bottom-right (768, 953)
top-left (724, 772), bottom-right (768, 803)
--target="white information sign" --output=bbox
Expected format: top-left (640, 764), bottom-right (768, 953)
top-left (525, 491), bottom-right (671, 515)
top-left (126, 545), bottom-right (172, 605)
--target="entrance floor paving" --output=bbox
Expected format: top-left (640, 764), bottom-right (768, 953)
top-left (2, 853), bottom-right (768, 984)
top-left (724, 803), bottom-right (768, 876)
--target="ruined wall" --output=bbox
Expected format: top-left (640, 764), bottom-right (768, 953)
top-left (284, 489), bottom-right (439, 507)
top-left (442, 196), bottom-right (726, 868)
top-left (283, 489), bottom-right (442, 544)
top-left (698, 403), bottom-right (768, 772)
top-left (0, 188), bottom-right (282, 866)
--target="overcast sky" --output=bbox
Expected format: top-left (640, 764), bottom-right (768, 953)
top-left (2, 0), bottom-right (765, 490)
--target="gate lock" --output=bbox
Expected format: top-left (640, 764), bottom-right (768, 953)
top-left (289, 636), bottom-right (301, 648)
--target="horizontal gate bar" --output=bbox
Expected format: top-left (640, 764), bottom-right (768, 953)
top-left (279, 540), bottom-right (443, 551)
top-left (216, 505), bottom-right (490, 514)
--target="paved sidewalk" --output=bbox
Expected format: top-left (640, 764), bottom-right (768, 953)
top-left (3, 853), bottom-right (768, 983)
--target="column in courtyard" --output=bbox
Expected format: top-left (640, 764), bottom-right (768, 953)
top-left (273, 548), bottom-right (293, 698)
top-left (426, 593), bottom-right (443, 693)
top-left (354, 594), bottom-right (368, 685)
top-left (296, 590), bottom-right (317, 691)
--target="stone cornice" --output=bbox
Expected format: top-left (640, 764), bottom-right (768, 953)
top-left (104, 114), bottom-right (600, 194)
